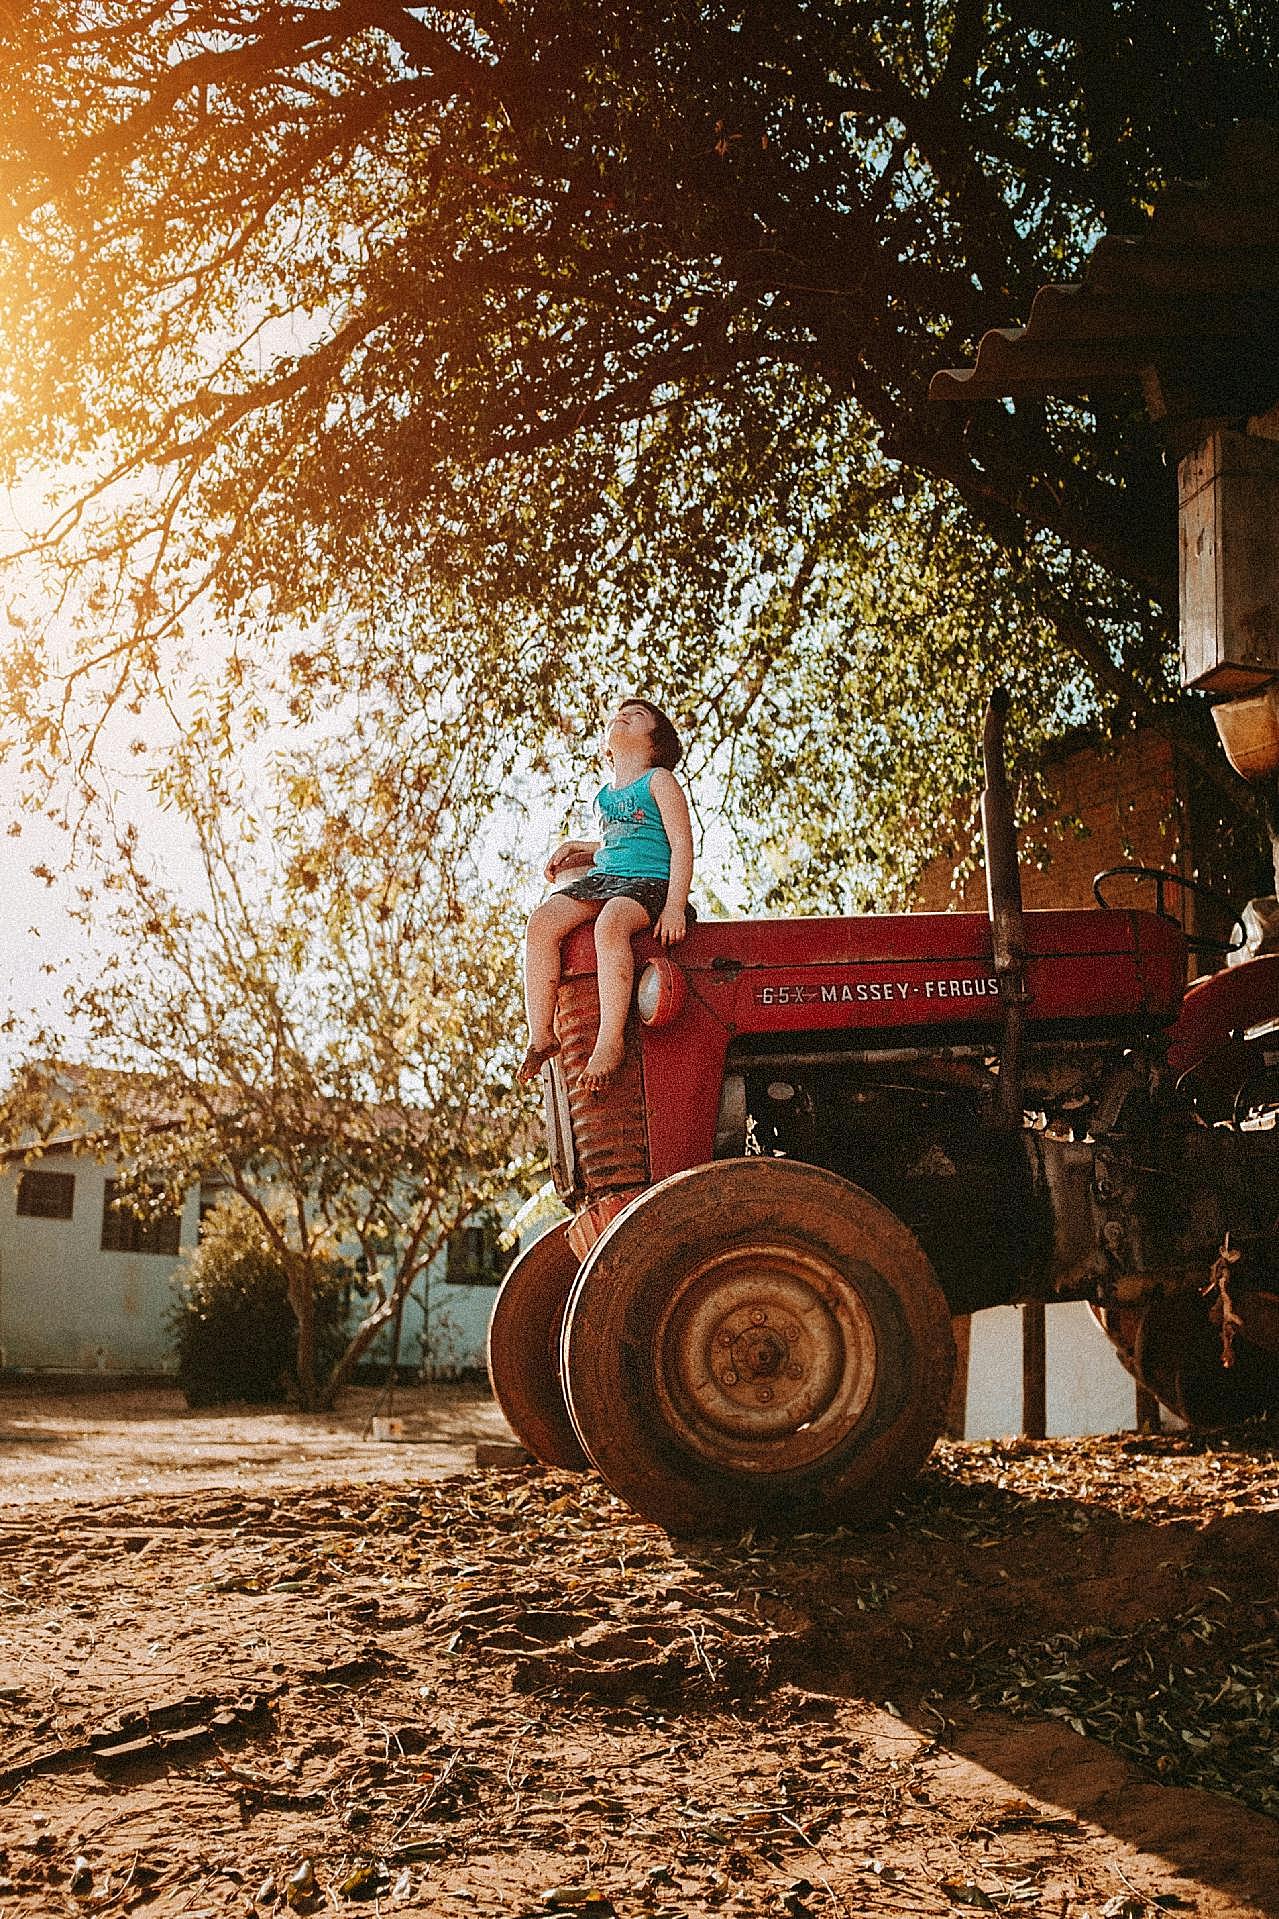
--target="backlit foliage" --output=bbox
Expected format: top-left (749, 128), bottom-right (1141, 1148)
top-left (1, 3), bottom-right (1275, 897)
top-left (1, 713), bottom-right (540, 1409)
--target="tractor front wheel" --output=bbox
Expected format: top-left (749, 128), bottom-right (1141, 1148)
top-left (559, 1159), bottom-right (954, 1535)
top-left (486, 1221), bottom-right (590, 1470)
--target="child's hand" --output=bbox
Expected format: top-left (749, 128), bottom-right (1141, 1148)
top-left (655, 903), bottom-right (687, 946)
top-left (545, 840), bottom-right (597, 883)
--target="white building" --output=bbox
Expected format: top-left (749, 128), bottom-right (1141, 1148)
top-left (0, 1149), bottom-right (199, 1375)
top-left (961, 1301), bottom-right (1142, 1439)
top-left (0, 1144), bottom-right (517, 1382)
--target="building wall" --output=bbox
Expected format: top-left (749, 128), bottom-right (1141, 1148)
top-left (0, 1153), bottom-right (1149, 1430)
top-left (360, 1273), bottom-right (501, 1380)
top-left (963, 1302), bottom-right (1138, 1440)
top-left (357, 1213), bottom-right (557, 1381)
top-left (0, 1153), bottom-right (526, 1379)
top-left (0, 1152), bottom-right (198, 1374)
top-left (913, 730), bottom-right (1186, 914)
top-left (915, 730), bottom-right (1182, 1436)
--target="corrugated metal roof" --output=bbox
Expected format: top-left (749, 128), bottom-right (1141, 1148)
top-left (930, 122), bottom-right (1279, 417)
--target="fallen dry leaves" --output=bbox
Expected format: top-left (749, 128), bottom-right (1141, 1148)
top-left (0, 1427), bottom-right (1275, 1917)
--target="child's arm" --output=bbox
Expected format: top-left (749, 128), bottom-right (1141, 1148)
top-left (649, 769), bottom-right (693, 946)
top-left (545, 838), bottom-right (601, 883)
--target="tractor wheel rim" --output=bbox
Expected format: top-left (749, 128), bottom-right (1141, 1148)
top-left (652, 1242), bottom-right (878, 1472)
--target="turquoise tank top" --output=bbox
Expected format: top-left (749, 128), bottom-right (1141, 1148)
top-left (591, 768), bottom-right (671, 879)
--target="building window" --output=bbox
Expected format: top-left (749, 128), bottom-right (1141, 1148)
top-left (16, 1169), bottom-right (76, 1220)
top-left (445, 1216), bottom-right (513, 1287)
top-left (198, 1181), bottom-right (231, 1237)
top-left (101, 1180), bottom-right (182, 1256)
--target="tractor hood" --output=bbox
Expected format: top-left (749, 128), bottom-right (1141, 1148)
top-left (563, 907), bottom-right (1186, 1034)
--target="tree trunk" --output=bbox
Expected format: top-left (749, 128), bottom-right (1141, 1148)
top-left (288, 1265), bottom-right (319, 1412)
top-left (322, 1276), bottom-right (413, 1408)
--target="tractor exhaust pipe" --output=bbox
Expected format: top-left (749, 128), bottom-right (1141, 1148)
top-left (980, 688), bottom-right (1029, 1130)
top-left (981, 690), bottom-right (1043, 1437)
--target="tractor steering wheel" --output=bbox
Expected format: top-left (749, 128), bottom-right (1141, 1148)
top-left (1092, 864), bottom-right (1247, 958)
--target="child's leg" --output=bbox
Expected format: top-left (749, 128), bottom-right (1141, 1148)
top-left (520, 893), bottom-right (599, 1081)
top-left (581, 895), bottom-right (653, 1092)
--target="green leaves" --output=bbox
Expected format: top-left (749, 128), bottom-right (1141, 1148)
top-left (2, 1), bottom-right (1272, 888)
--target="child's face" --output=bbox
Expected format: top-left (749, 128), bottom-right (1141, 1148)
top-left (603, 701), bottom-right (658, 761)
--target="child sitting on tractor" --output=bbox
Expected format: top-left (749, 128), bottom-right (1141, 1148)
top-left (519, 698), bottom-right (693, 1094)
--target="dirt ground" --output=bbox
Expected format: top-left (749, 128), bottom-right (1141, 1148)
top-left (0, 1385), bottom-right (511, 1507)
top-left (0, 1392), bottom-right (1276, 1919)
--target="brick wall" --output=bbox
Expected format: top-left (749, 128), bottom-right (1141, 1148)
top-left (912, 730), bottom-right (1187, 913)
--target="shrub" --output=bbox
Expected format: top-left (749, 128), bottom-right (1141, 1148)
top-left (170, 1197), bottom-right (347, 1407)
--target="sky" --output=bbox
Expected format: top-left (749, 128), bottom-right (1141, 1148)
top-left (0, 712), bottom-right (204, 1071)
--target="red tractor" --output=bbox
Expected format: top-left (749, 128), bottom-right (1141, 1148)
top-left (488, 695), bottom-right (1279, 1534)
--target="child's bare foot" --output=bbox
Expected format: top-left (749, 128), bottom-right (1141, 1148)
top-left (518, 1037), bottom-right (561, 1083)
top-left (580, 1038), bottom-right (625, 1094)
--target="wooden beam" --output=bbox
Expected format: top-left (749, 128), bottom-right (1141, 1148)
top-left (1022, 1300), bottom-right (1046, 1439)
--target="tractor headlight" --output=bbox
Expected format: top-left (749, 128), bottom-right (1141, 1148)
top-left (636, 956), bottom-right (687, 1028)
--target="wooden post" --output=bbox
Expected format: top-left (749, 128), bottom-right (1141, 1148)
top-left (1022, 1300), bottom-right (1046, 1439)
top-left (1179, 429), bottom-right (1279, 693)
top-left (1135, 1383), bottom-right (1162, 1434)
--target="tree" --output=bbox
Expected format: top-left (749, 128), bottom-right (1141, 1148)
top-left (170, 1193), bottom-right (350, 1407)
top-left (0, 704), bottom-right (539, 1409)
top-left (1, 3), bottom-right (1276, 899)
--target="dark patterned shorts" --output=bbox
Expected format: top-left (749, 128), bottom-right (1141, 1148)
top-left (558, 872), bottom-right (697, 925)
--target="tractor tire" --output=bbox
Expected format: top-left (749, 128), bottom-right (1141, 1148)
top-left (486, 1222), bottom-right (590, 1470)
top-left (1093, 1292), bottom-right (1279, 1427)
top-left (559, 1158), bottom-right (954, 1535)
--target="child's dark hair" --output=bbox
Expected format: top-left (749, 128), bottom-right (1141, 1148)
top-left (622, 698), bottom-right (683, 770)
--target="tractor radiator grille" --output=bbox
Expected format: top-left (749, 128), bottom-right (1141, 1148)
top-left (556, 973), bottom-right (649, 1196)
